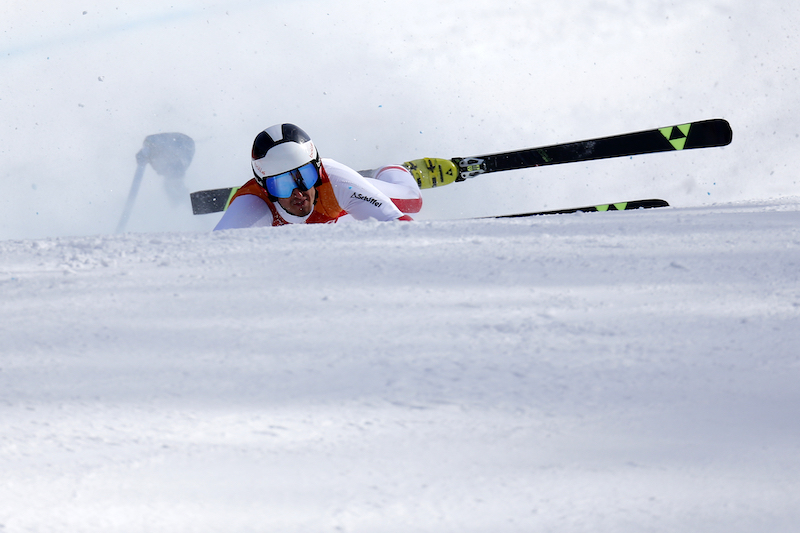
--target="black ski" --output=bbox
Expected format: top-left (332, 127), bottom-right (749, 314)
top-left (190, 186), bottom-right (240, 215)
top-left (488, 199), bottom-right (669, 218)
top-left (454, 119), bottom-right (732, 181)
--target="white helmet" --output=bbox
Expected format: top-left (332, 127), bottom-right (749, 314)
top-left (251, 124), bottom-right (321, 192)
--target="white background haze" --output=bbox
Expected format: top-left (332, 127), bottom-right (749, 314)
top-left (1, 0), bottom-right (798, 239)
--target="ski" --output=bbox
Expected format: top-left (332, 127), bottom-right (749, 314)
top-left (487, 198), bottom-right (669, 218)
top-left (449, 118), bottom-right (731, 183)
top-left (190, 186), bottom-right (240, 215)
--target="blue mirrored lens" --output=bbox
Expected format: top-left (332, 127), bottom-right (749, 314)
top-left (265, 163), bottom-right (319, 198)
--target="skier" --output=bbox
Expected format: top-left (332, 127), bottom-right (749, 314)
top-left (213, 123), bottom-right (422, 230)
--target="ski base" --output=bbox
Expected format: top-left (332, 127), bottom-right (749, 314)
top-left (489, 199), bottom-right (669, 218)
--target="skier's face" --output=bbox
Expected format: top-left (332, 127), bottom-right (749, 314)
top-left (278, 186), bottom-right (316, 217)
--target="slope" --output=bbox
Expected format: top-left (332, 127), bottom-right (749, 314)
top-left (1, 200), bottom-right (799, 532)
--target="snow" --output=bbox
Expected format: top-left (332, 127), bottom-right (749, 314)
top-left (3, 202), bottom-right (800, 531)
top-left (2, 0), bottom-right (800, 531)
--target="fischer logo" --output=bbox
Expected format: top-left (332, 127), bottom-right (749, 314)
top-left (351, 192), bottom-right (382, 207)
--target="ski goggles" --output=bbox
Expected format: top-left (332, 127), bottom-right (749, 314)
top-left (263, 162), bottom-right (320, 198)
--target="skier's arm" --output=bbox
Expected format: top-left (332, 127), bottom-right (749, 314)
top-left (324, 159), bottom-right (418, 221)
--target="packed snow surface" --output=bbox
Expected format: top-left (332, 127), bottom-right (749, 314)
top-left (2, 200), bottom-right (800, 532)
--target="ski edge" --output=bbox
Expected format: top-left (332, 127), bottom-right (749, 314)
top-left (488, 199), bottom-right (670, 218)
